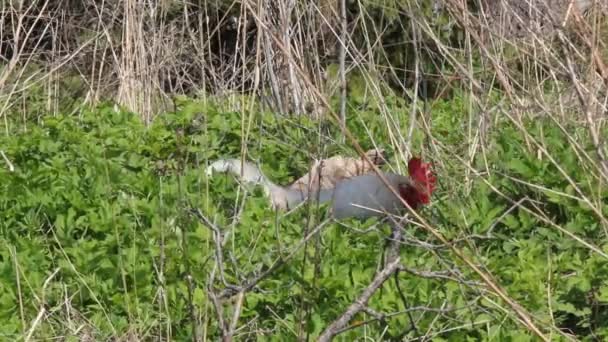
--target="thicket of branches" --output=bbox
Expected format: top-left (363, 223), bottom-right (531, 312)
top-left (1, 0), bottom-right (606, 118)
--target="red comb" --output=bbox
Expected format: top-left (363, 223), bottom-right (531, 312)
top-left (400, 157), bottom-right (436, 208)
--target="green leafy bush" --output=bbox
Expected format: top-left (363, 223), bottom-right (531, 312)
top-left (0, 98), bottom-right (606, 340)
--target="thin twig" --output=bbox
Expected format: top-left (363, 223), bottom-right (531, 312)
top-left (318, 256), bottom-right (402, 342)
top-left (335, 305), bottom-right (455, 336)
top-left (208, 289), bottom-right (230, 341)
top-left (338, 0), bottom-right (347, 142)
top-left (318, 223), bottom-right (403, 341)
top-left (228, 291), bottom-right (245, 339)
top-left (24, 268), bottom-right (60, 342)
top-left (1, 150), bottom-right (14, 172)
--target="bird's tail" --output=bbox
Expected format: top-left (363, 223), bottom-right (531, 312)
top-left (206, 158), bottom-right (311, 210)
top-left (206, 158), bottom-right (269, 185)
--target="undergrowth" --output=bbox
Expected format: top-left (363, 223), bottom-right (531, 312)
top-left (0, 96), bottom-right (606, 340)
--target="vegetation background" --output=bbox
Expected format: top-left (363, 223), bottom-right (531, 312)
top-left (0, 0), bottom-right (607, 340)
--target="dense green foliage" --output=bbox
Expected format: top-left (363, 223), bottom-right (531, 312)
top-left (1, 98), bottom-right (607, 340)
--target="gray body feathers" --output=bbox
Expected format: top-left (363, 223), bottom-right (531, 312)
top-left (331, 173), bottom-right (409, 219)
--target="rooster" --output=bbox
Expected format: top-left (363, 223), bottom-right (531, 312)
top-left (206, 155), bottom-right (435, 219)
